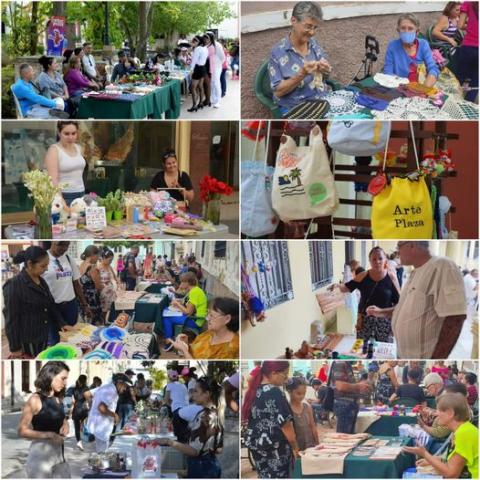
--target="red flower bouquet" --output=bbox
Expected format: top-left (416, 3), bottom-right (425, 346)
top-left (199, 175), bottom-right (234, 203)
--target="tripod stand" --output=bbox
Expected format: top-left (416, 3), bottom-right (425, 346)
top-left (349, 35), bottom-right (380, 85)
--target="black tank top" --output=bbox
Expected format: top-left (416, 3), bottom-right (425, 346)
top-left (31, 394), bottom-right (65, 433)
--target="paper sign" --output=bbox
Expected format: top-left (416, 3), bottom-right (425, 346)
top-left (86, 206), bottom-right (107, 230)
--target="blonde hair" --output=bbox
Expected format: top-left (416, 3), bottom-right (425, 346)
top-left (437, 393), bottom-right (471, 422)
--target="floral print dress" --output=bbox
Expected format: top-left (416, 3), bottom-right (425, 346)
top-left (79, 265), bottom-right (103, 325)
top-left (245, 384), bottom-right (293, 478)
top-left (99, 266), bottom-right (117, 314)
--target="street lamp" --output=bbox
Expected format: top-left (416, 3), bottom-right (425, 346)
top-left (103, 2), bottom-right (110, 46)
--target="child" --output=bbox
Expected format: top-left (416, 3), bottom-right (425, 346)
top-left (286, 376), bottom-right (319, 451)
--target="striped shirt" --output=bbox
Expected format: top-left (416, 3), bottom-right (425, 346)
top-left (392, 256), bottom-right (466, 359)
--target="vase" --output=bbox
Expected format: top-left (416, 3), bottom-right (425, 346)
top-left (205, 196), bottom-right (222, 225)
top-left (35, 207), bottom-right (52, 239)
top-left (113, 210), bottom-right (123, 221)
top-left (106, 210), bottom-right (113, 222)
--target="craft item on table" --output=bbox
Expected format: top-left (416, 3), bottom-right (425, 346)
top-left (323, 433), bottom-right (371, 442)
top-left (37, 343), bottom-right (82, 360)
top-left (369, 447), bottom-right (403, 460)
top-left (294, 341), bottom-right (315, 359)
top-left (314, 333), bottom-right (343, 352)
top-left (283, 99), bottom-right (330, 119)
top-left (439, 96), bottom-right (480, 119)
top-left (51, 193), bottom-right (69, 224)
top-left (398, 84), bottom-right (426, 98)
top-left (316, 290), bottom-right (345, 314)
top-left (300, 446), bottom-right (350, 476)
top-left (373, 73), bottom-right (409, 88)
top-left (162, 226), bottom-right (198, 236)
top-left (163, 306), bottom-right (185, 317)
top-left (114, 312), bottom-right (130, 329)
top-left (323, 90), bottom-right (362, 116)
top-left (371, 96), bottom-right (447, 120)
top-left (115, 291), bottom-right (146, 311)
top-left (96, 341), bottom-right (125, 359)
top-left (360, 86), bottom-right (403, 102)
top-left (398, 424), bottom-right (430, 446)
top-left (170, 217), bottom-right (203, 231)
top-left (99, 326), bottom-right (127, 342)
top-left (84, 349), bottom-right (113, 360)
top-left (356, 94), bottom-right (390, 111)
top-left (352, 447), bottom-right (376, 456)
top-left (406, 82), bottom-right (439, 97)
top-left (373, 341), bottom-right (396, 359)
top-left (91, 327), bottom-right (103, 344)
top-left (124, 333), bottom-right (152, 351)
top-left (363, 438), bottom-right (390, 447)
top-left (75, 340), bottom-right (98, 354)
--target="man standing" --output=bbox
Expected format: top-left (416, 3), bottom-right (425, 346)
top-left (122, 246), bottom-right (139, 291)
top-left (87, 373), bottom-right (132, 453)
top-left (116, 369), bottom-right (136, 428)
top-left (367, 241), bottom-right (466, 359)
top-left (43, 241), bottom-right (90, 344)
top-left (81, 42), bottom-right (99, 81)
top-left (330, 361), bottom-right (371, 433)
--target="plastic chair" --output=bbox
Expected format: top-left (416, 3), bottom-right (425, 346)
top-left (425, 25), bottom-right (464, 67)
top-left (390, 397), bottom-right (422, 408)
top-left (10, 87), bottom-right (24, 119)
top-left (254, 59), bottom-right (343, 118)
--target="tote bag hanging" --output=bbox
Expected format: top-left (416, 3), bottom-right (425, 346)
top-left (327, 120), bottom-right (391, 156)
top-left (271, 126), bottom-right (338, 221)
top-left (241, 122), bottom-right (278, 237)
top-left (371, 122), bottom-right (433, 239)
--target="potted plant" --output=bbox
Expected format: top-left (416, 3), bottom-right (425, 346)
top-left (112, 189), bottom-right (124, 221)
top-left (97, 193), bottom-right (113, 222)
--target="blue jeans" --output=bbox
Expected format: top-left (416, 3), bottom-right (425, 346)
top-left (49, 298), bottom-right (79, 345)
top-left (118, 403), bottom-right (134, 428)
top-left (125, 277), bottom-right (136, 291)
top-left (220, 68), bottom-right (227, 96)
top-left (187, 454), bottom-right (221, 479)
top-left (456, 45), bottom-right (479, 102)
top-left (162, 315), bottom-right (198, 340)
top-left (333, 398), bottom-right (359, 434)
top-left (63, 191), bottom-right (85, 207)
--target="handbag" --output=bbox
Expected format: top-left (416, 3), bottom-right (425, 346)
top-left (327, 120), bottom-right (391, 156)
top-left (241, 121), bottom-right (279, 237)
top-left (272, 125), bottom-right (338, 221)
top-left (371, 121), bottom-right (433, 239)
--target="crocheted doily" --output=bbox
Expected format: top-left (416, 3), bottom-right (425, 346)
top-left (373, 73), bottom-right (409, 88)
top-left (371, 96), bottom-right (451, 119)
top-left (439, 96), bottom-right (480, 119)
top-left (324, 90), bottom-right (363, 117)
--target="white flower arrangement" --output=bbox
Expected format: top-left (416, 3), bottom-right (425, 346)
top-left (23, 170), bottom-right (63, 212)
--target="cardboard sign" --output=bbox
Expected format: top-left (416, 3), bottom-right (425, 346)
top-left (86, 206), bottom-right (107, 230)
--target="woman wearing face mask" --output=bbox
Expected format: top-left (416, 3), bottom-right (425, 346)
top-left (329, 247), bottom-right (400, 342)
top-left (44, 121), bottom-right (86, 207)
top-left (18, 362), bottom-right (71, 478)
top-left (242, 361), bottom-right (298, 479)
top-left (384, 13), bottom-right (439, 87)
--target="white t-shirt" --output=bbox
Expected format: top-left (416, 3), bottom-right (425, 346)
top-left (42, 251), bottom-right (80, 303)
top-left (87, 383), bottom-right (119, 441)
top-left (463, 274), bottom-right (477, 302)
top-left (178, 404), bottom-right (204, 422)
top-left (82, 54), bottom-right (97, 78)
top-left (166, 381), bottom-right (189, 412)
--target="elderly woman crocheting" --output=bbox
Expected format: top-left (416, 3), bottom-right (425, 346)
top-left (384, 13), bottom-right (439, 87)
top-left (268, 1), bottom-right (332, 116)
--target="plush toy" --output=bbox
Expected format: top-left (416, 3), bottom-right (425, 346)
top-left (70, 197), bottom-right (87, 220)
top-left (51, 193), bottom-right (69, 224)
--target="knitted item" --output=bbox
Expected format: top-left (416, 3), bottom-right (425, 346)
top-left (439, 96), bottom-right (480, 119)
top-left (373, 73), bottom-right (409, 88)
top-left (361, 85), bottom-right (403, 102)
top-left (284, 99), bottom-right (330, 119)
top-left (323, 90), bottom-right (363, 116)
top-left (356, 93), bottom-right (390, 111)
top-left (371, 96), bottom-right (450, 119)
top-left (406, 82), bottom-right (439, 97)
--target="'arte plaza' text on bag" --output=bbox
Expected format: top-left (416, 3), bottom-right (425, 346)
top-left (393, 204), bottom-right (425, 228)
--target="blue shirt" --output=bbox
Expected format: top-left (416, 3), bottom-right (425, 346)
top-left (383, 38), bottom-right (439, 79)
top-left (11, 78), bottom-right (56, 116)
top-left (269, 35), bottom-right (328, 109)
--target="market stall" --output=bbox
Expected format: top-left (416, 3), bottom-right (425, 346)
top-left (355, 407), bottom-right (418, 436)
top-left (77, 78), bottom-right (182, 119)
top-left (293, 435), bottom-right (415, 479)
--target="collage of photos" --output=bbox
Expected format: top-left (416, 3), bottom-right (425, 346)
top-left (1, 0), bottom-right (479, 479)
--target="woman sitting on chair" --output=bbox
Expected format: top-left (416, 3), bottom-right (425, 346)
top-left (268, 1), bottom-right (332, 116)
top-left (384, 13), bottom-right (439, 87)
top-left (432, 2), bottom-right (462, 49)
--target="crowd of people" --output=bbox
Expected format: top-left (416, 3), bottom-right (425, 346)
top-left (242, 360), bottom-right (478, 479)
top-left (18, 362), bottom-right (239, 478)
top-left (268, 1), bottom-right (478, 116)
top-left (11, 33), bottom-right (240, 118)
top-left (329, 241), bottom-right (475, 359)
top-left (2, 242), bottom-right (239, 360)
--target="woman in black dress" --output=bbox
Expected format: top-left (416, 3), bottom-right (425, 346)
top-left (150, 149), bottom-right (194, 203)
top-left (331, 246), bottom-right (400, 342)
top-left (70, 374), bottom-right (90, 451)
top-left (242, 361), bottom-right (298, 478)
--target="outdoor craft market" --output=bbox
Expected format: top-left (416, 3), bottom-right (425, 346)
top-left (1, 240), bottom-right (240, 360)
top-left (2, 360), bottom-right (240, 479)
top-left (241, 360), bottom-right (478, 479)
top-left (1, 120), bottom-right (239, 240)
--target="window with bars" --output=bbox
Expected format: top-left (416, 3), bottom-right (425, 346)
top-left (241, 241), bottom-right (293, 310)
top-left (309, 241), bottom-right (333, 290)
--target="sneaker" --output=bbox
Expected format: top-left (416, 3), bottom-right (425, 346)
top-left (213, 103), bottom-right (220, 108)
top-left (162, 343), bottom-right (174, 353)
top-left (77, 440), bottom-right (84, 451)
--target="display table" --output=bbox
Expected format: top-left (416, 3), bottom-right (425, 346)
top-left (134, 293), bottom-right (170, 330)
top-left (293, 436), bottom-right (415, 479)
top-left (355, 409), bottom-right (417, 436)
top-left (77, 80), bottom-right (181, 119)
top-left (4, 221), bottom-right (230, 240)
top-left (136, 281), bottom-right (169, 293)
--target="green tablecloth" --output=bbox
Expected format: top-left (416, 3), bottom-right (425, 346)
top-left (134, 293), bottom-right (169, 330)
top-left (77, 80), bottom-right (181, 119)
top-left (293, 436), bottom-right (414, 479)
top-left (365, 415), bottom-right (417, 436)
top-left (145, 283), bottom-right (168, 294)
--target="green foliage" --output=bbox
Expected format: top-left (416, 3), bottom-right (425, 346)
top-left (148, 367), bottom-right (168, 391)
top-left (96, 189), bottom-right (124, 212)
top-left (1, 65), bottom-right (16, 119)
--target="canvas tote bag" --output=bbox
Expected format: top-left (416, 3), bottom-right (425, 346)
top-left (241, 122), bottom-right (279, 237)
top-left (272, 125), bottom-right (338, 221)
top-left (371, 121), bottom-right (433, 239)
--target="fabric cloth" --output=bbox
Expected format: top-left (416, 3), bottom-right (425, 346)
top-left (86, 383), bottom-right (119, 442)
top-left (26, 439), bottom-right (70, 479)
top-left (373, 73), bottom-right (410, 88)
top-left (395, 384), bottom-right (426, 403)
top-left (460, 2), bottom-right (478, 47)
top-left (64, 68), bottom-right (91, 96)
top-left (150, 170), bottom-right (193, 201)
top-left (283, 99), bottom-right (330, 119)
top-left (269, 34), bottom-right (329, 110)
top-left (383, 38), bottom-right (440, 79)
top-left (37, 72), bottom-right (67, 98)
top-left (300, 446), bottom-right (350, 475)
top-left (62, 191), bottom-right (84, 206)
top-left (392, 256), bottom-right (467, 358)
top-left (448, 421), bottom-right (479, 479)
top-left (166, 381), bottom-right (189, 412)
top-left (2, 269), bottom-right (65, 354)
top-left (246, 384), bottom-right (293, 478)
top-left (467, 384), bottom-right (478, 406)
top-left (356, 94), bottom-right (390, 111)
top-left (43, 252), bottom-right (80, 303)
top-left (360, 85), bottom-right (403, 102)
top-left (11, 78), bottom-right (57, 116)
top-left (292, 403), bottom-right (317, 451)
top-left (52, 143), bottom-right (86, 194)
top-left (189, 330), bottom-right (239, 359)
top-left (178, 404), bottom-right (204, 422)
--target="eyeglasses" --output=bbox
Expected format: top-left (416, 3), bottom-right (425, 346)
top-left (300, 22), bottom-right (319, 32)
top-left (206, 310), bottom-right (226, 321)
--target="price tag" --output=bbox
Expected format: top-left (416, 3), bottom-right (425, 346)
top-left (86, 206), bottom-right (107, 230)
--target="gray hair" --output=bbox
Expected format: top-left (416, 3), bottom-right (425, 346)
top-left (397, 13), bottom-right (420, 29)
top-left (414, 241), bottom-right (430, 250)
top-left (292, 2), bottom-right (323, 22)
top-left (19, 63), bottom-right (32, 76)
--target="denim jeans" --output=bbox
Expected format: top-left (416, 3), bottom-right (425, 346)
top-left (333, 398), bottom-right (359, 434)
top-left (456, 46), bottom-right (479, 102)
top-left (162, 316), bottom-right (198, 340)
top-left (118, 403), bottom-right (134, 428)
top-left (220, 68), bottom-right (227, 96)
top-left (49, 299), bottom-right (79, 345)
top-left (187, 454), bottom-right (221, 478)
top-left (125, 277), bottom-right (137, 291)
